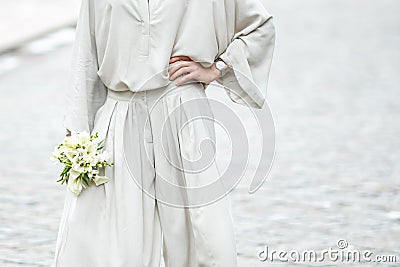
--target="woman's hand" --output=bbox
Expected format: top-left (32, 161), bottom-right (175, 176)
top-left (168, 56), bottom-right (221, 86)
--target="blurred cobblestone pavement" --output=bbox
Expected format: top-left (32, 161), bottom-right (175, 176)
top-left (0, 0), bottom-right (399, 266)
top-left (0, 0), bottom-right (79, 52)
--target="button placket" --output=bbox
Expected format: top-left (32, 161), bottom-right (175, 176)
top-left (139, 0), bottom-right (151, 56)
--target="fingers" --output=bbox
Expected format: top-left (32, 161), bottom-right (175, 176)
top-left (168, 56), bottom-right (198, 86)
top-left (168, 60), bottom-right (193, 74)
top-left (168, 61), bottom-right (195, 78)
top-left (175, 72), bottom-right (195, 86)
top-left (169, 66), bottom-right (193, 81)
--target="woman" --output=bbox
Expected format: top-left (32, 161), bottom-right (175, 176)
top-left (52, 0), bottom-right (275, 266)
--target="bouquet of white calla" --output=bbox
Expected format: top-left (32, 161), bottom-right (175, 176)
top-left (51, 131), bottom-right (114, 196)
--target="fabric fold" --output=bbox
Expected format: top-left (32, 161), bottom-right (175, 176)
top-left (217, 0), bottom-right (276, 109)
top-left (54, 84), bottom-right (238, 266)
top-left (63, 0), bottom-right (107, 133)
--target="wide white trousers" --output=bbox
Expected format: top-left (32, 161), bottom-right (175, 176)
top-left (52, 80), bottom-right (238, 267)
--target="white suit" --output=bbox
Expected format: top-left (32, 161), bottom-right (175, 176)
top-left (53, 0), bottom-right (275, 266)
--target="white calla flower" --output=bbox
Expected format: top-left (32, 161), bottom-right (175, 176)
top-left (93, 176), bottom-right (109, 186)
top-left (67, 178), bottom-right (84, 196)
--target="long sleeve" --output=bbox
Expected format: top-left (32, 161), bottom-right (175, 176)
top-left (63, 0), bottom-right (107, 133)
top-left (217, 0), bottom-right (276, 109)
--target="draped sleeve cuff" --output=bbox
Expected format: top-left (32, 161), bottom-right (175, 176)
top-left (218, 47), bottom-right (266, 109)
top-left (216, 3), bottom-right (276, 110)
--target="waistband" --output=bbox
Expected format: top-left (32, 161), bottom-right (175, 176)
top-left (107, 75), bottom-right (203, 102)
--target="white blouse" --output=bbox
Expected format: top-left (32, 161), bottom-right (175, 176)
top-left (64, 0), bottom-right (276, 133)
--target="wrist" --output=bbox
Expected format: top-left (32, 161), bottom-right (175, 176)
top-left (211, 62), bottom-right (222, 79)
